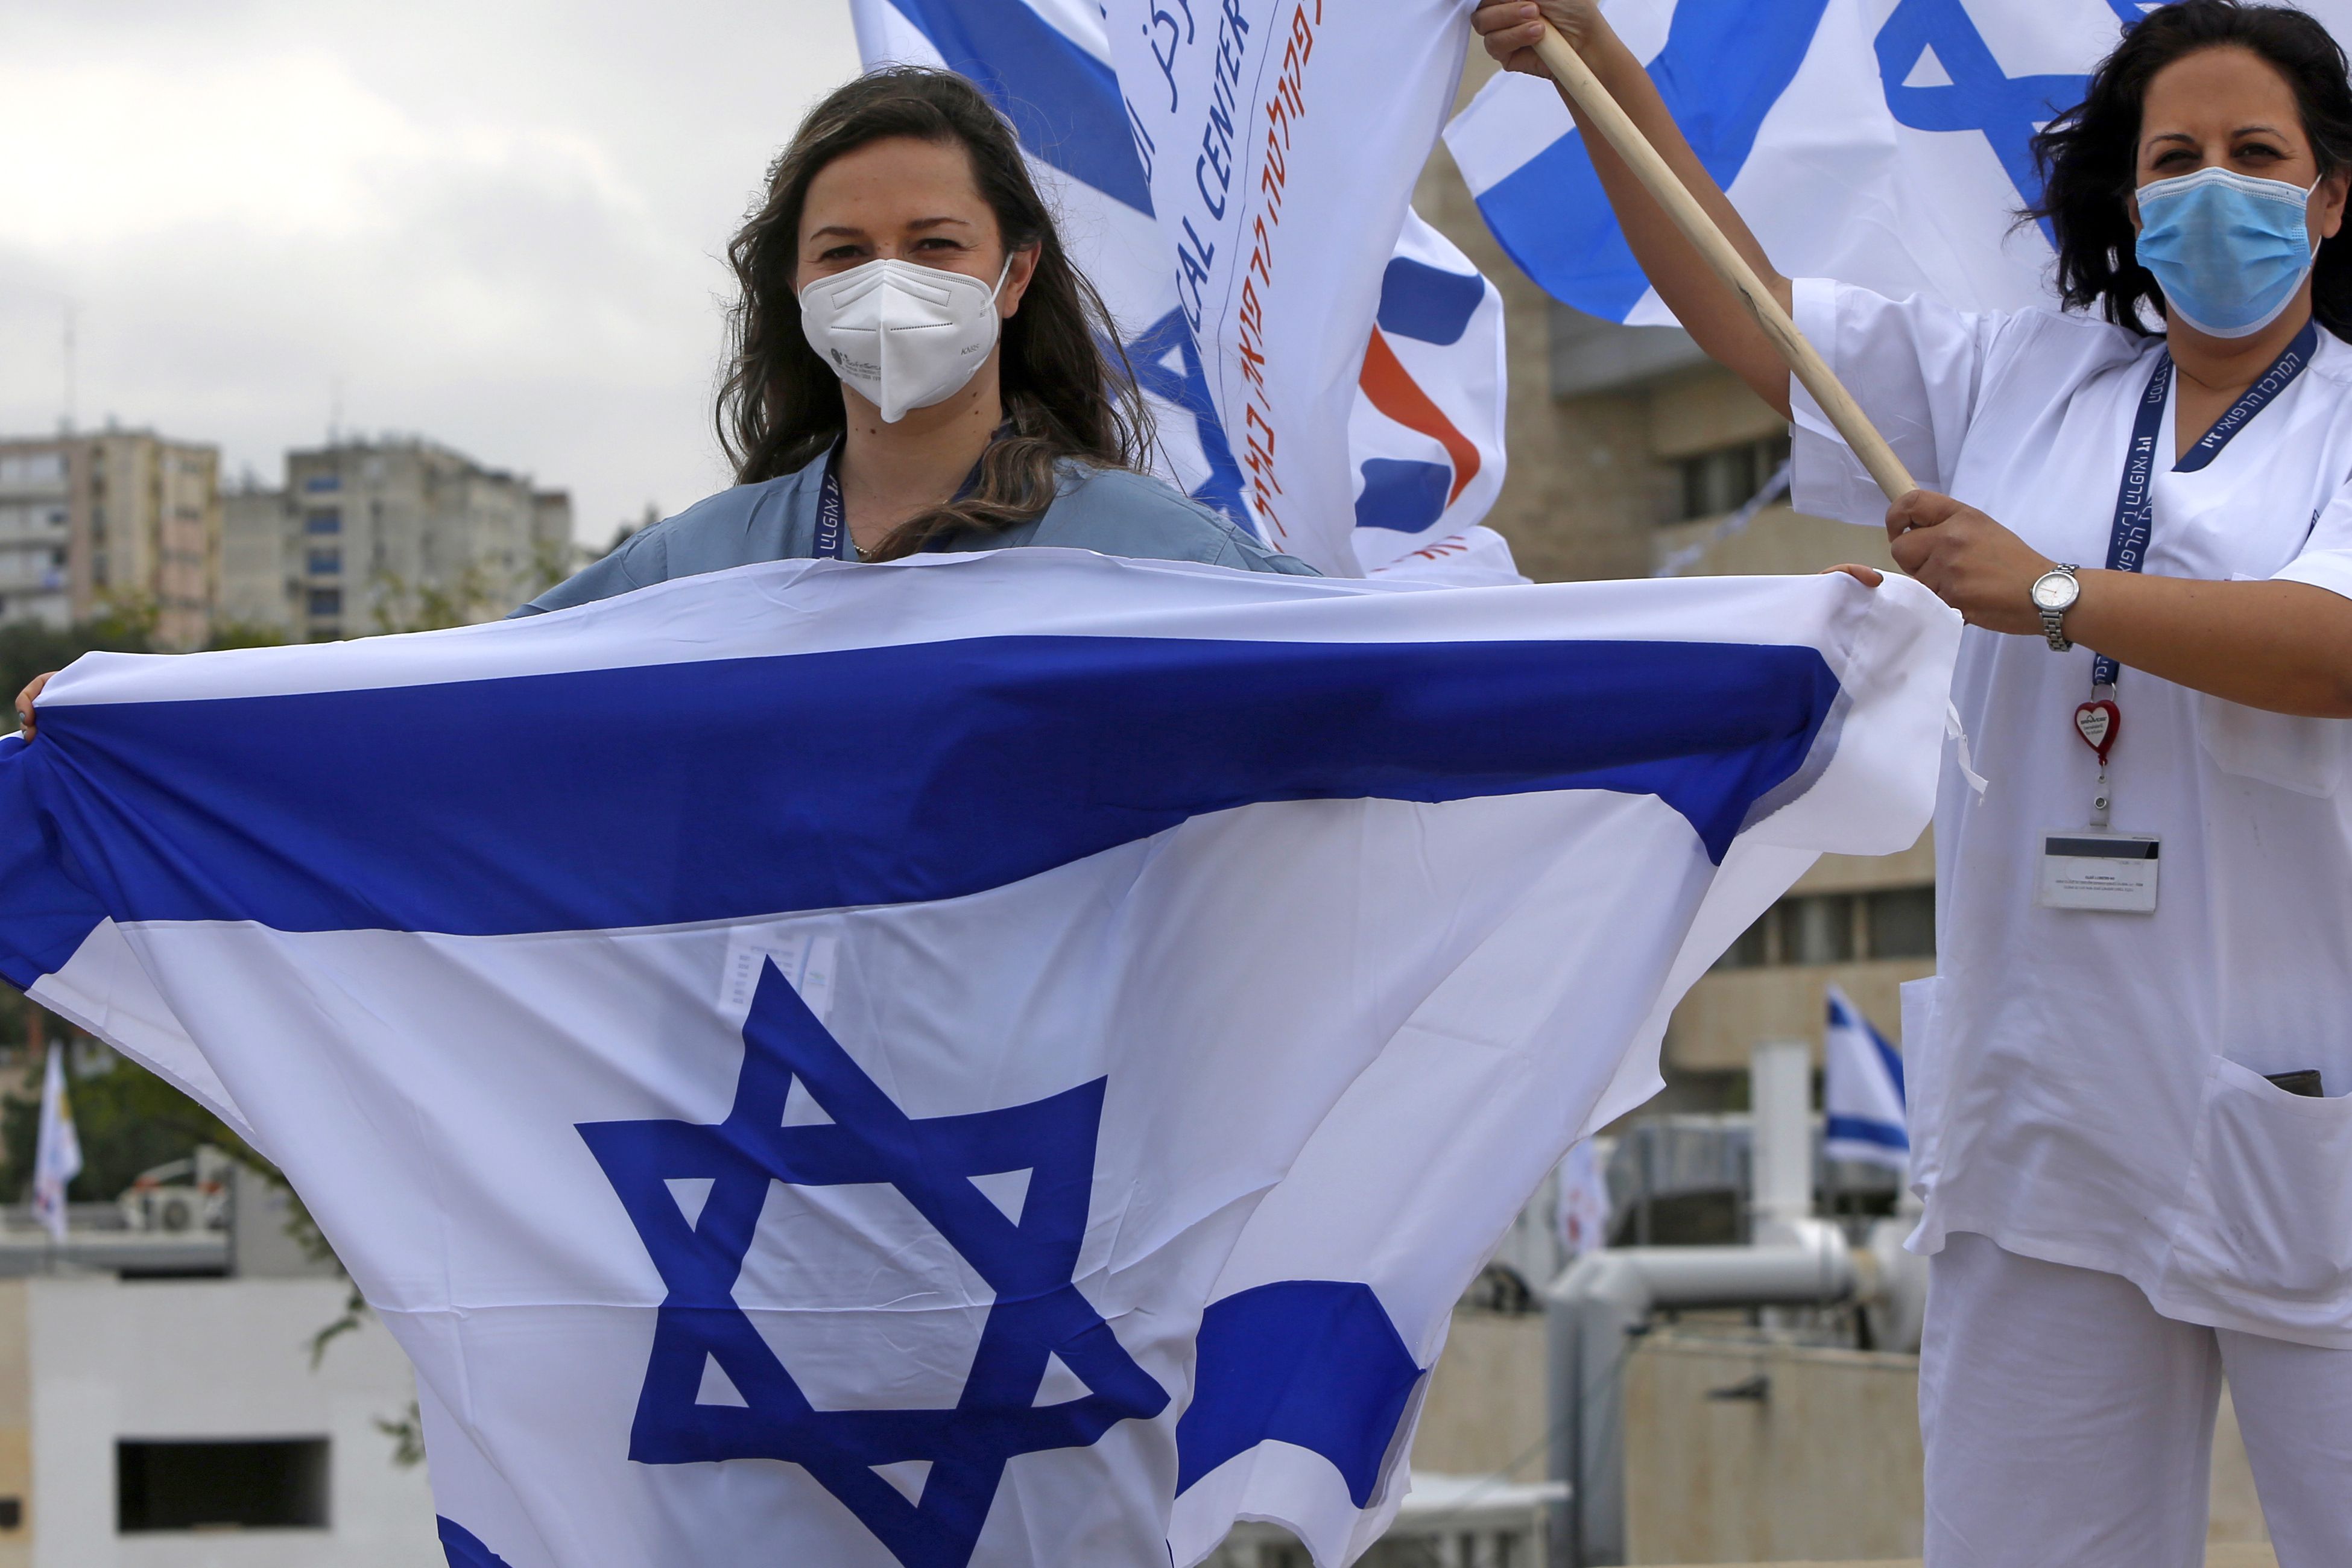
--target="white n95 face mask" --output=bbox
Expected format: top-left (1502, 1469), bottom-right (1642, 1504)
top-left (798, 257), bottom-right (1011, 423)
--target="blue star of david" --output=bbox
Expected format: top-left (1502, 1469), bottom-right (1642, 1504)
top-left (1875, 0), bottom-right (2145, 231)
top-left (1124, 306), bottom-right (1252, 530)
top-left (577, 960), bottom-right (1168, 1568)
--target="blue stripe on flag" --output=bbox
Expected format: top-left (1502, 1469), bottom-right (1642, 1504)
top-left (1825, 1113), bottom-right (1909, 1152)
top-left (1827, 988), bottom-right (1906, 1105)
top-left (1475, 0), bottom-right (1831, 318)
top-left (1873, 1032), bottom-right (1907, 1104)
top-left (0, 633), bottom-right (1837, 975)
top-left (884, 0), bottom-right (1154, 215)
top-left (438, 1517), bottom-right (515, 1568)
top-left (1175, 1280), bottom-right (1424, 1506)
top-left (0, 737), bottom-right (112, 983)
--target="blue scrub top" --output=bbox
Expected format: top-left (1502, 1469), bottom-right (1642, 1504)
top-left (516, 452), bottom-right (1313, 615)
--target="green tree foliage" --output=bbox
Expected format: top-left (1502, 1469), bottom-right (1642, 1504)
top-left (0, 1029), bottom-right (263, 1204)
top-left (204, 619), bottom-right (291, 651)
top-left (0, 601), bottom-right (157, 714)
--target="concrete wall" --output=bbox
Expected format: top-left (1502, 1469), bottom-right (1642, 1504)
top-left (1624, 1335), bottom-right (1925, 1564)
top-left (1412, 1309), bottom-right (1551, 1484)
top-left (1620, 1331), bottom-right (2270, 1565)
top-left (23, 1277), bottom-right (437, 1568)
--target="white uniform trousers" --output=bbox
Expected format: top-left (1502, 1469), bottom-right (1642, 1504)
top-left (1921, 1231), bottom-right (2352, 1567)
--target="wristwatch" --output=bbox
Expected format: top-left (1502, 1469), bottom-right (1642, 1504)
top-left (2031, 564), bottom-right (2081, 652)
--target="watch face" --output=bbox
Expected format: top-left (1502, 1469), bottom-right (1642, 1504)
top-left (2032, 573), bottom-right (2075, 610)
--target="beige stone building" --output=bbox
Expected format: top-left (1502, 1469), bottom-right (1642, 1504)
top-left (221, 440), bottom-right (574, 640)
top-left (0, 432), bottom-right (221, 651)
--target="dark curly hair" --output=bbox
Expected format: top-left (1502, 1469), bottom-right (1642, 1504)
top-left (2029, 0), bottom-right (2352, 338)
top-left (715, 67), bottom-right (1152, 558)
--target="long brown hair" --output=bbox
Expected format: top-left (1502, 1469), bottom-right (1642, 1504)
top-left (2029, 1), bottom-right (2352, 339)
top-left (716, 66), bottom-right (1153, 558)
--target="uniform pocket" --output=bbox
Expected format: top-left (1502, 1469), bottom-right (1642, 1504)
top-left (2194, 692), bottom-right (2350, 798)
top-left (2158, 1057), bottom-right (2352, 1344)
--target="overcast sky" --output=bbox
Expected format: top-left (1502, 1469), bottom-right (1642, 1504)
top-left (0, 0), bottom-right (864, 547)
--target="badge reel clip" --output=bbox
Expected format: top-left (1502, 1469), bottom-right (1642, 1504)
top-left (2038, 689), bottom-right (2161, 914)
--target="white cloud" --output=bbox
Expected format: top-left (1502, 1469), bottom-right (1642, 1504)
top-left (0, 0), bottom-right (862, 554)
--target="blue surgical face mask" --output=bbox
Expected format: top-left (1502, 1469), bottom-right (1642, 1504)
top-left (2135, 165), bottom-right (2320, 338)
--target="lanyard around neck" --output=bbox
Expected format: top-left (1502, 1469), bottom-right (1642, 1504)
top-left (814, 432), bottom-right (1006, 563)
top-left (814, 450), bottom-right (853, 561)
top-left (2092, 320), bottom-right (2317, 689)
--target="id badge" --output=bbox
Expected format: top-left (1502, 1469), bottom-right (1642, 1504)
top-left (2037, 830), bottom-right (2160, 913)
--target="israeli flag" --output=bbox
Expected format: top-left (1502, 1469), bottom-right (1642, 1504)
top-left (31, 1043), bottom-right (81, 1242)
top-left (1824, 983), bottom-right (1908, 1171)
top-left (854, 0), bottom-right (1511, 577)
top-left (1441, 0), bottom-right (2343, 321)
top-left (0, 554), bottom-right (1953, 1567)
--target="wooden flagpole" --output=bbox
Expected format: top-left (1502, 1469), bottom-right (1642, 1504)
top-left (1530, 25), bottom-right (1920, 502)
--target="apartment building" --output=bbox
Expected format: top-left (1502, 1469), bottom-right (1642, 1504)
top-left (222, 439), bottom-right (574, 639)
top-left (0, 449), bottom-right (72, 631)
top-left (0, 432), bottom-right (221, 650)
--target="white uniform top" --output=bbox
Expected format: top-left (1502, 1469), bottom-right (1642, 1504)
top-left (1791, 279), bottom-right (2352, 1348)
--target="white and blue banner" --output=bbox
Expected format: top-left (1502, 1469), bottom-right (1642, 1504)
top-left (1824, 983), bottom-right (1908, 1171)
top-left (0, 554), bottom-right (1953, 1566)
top-left (1443, 0), bottom-right (2352, 321)
top-left (853, 0), bottom-right (1511, 578)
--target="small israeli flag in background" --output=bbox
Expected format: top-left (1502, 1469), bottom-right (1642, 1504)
top-left (31, 1043), bottom-right (81, 1242)
top-left (1824, 983), bottom-right (1908, 1172)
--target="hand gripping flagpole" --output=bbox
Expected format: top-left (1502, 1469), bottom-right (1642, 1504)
top-left (1530, 25), bottom-right (1920, 502)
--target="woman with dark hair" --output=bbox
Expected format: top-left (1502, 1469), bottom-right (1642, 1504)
top-left (517, 65), bottom-right (1307, 610)
top-left (1475, 1), bottom-right (2352, 1561)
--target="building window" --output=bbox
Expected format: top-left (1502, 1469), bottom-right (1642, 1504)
top-left (1865, 887), bottom-right (1936, 959)
top-left (116, 1437), bottom-right (329, 1532)
top-left (307, 548), bottom-right (341, 576)
top-left (1669, 433), bottom-right (1792, 522)
top-left (1785, 893), bottom-right (1855, 964)
top-left (1718, 914), bottom-right (1772, 970)
top-left (304, 510), bottom-right (341, 535)
top-left (302, 474), bottom-right (341, 493)
top-left (1713, 885), bottom-right (1935, 970)
top-left (0, 454), bottom-right (65, 487)
top-left (308, 589), bottom-right (342, 617)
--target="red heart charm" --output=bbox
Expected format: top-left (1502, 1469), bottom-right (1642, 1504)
top-left (2075, 698), bottom-right (2120, 765)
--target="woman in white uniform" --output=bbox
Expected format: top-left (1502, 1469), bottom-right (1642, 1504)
top-left (1476, 1), bottom-right (2352, 1561)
